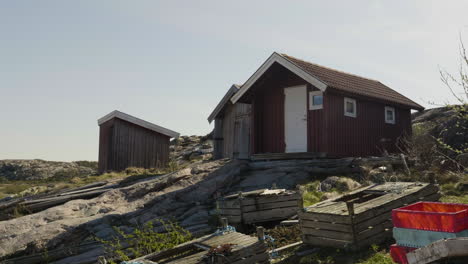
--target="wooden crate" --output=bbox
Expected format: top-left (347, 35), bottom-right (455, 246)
top-left (298, 182), bottom-right (440, 251)
top-left (218, 189), bottom-right (302, 224)
top-left (132, 228), bottom-right (270, 264)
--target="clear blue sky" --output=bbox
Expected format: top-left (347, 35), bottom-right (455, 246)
top-left (1, 1), bottom-right (467, 161)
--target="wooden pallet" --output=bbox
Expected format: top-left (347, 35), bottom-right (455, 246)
top-left (132, 227), bottom-right (269, 264)
top-left (298, 182), bottom-right (440, 251)
top-left (218, 189), bottom-right (302, 224)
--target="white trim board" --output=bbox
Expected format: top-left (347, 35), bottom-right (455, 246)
top-left (207, 84), bottom-right (240, 124)
top-left (231, 52), bottom-right (328, 104)
top-left (97, 110), bottom-right (180, 138)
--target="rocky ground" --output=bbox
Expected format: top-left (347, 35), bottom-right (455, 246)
top-left (0, 107), bottom-right (466, 264)
top-left (0, 160), bottom-right (97, 181)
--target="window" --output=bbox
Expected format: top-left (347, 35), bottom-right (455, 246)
top-left (309, 91), bottom-right (323, 110)
top-left (385, 106), bottom-right (395, 124)
top-left (344, 97), bottom-right (357, 117)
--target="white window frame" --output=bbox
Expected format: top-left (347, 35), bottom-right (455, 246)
top-left (309, 91), bottom-right (323, 110)
top-left (385, 106), bottom-right (396, 124)
top-left (344, 97), bottom-right (357, 118)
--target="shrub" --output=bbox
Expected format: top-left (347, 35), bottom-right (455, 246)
top-left (300, 181), bottom-right (323, 207)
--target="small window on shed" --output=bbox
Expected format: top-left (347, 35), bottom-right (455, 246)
top-left (309, 91), bottom-right (323, 110)
top-left (344, 97), bottom-right (357, 118)
top-left (385, 106), bottom-right (396, 124)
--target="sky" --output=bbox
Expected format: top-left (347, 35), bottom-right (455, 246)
top-left (0, 1), bottom-right (467, 161)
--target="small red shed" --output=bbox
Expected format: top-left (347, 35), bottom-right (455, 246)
top-left (230, 52), bottom-right (424, 157)
top-left (97, 110), bottom-right (179, 173)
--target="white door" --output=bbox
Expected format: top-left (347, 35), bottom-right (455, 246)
top-left (284, 85), bottom-right (307, 153)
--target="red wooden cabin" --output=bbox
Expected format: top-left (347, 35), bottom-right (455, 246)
top-left (230, 52), bottom-right (424, 157)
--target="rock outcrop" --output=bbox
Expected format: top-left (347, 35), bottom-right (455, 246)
top-left (0, 160), bottom-right (96, 181)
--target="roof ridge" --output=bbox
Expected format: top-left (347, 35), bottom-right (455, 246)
top-left (279, 53), bottom-right (381, 83)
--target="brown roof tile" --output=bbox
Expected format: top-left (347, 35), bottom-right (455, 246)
top-left (280, 53), bottom-right (424, 110)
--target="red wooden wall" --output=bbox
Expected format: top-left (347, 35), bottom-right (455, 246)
top-left (248, 63), bottom-right (412, 157)
top-left (323, 91), bottom-right (412, 157)
top-left (250, 63), bottom-right (308, 154)
top-left (98, 118), bottom-right (170, 173)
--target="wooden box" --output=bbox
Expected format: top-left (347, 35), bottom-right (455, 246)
top-left (298, 182), bottom-right (440, 250)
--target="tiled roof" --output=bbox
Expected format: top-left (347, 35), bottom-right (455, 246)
top-left (280, 54), bottom-right (424, 110)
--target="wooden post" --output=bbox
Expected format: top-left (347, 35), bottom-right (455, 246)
top-left (400, 154), bottom-right (411, 176)
top-left (346, 202), bottom-right (358, 246)
top-left (221, 217), bottom-right (228, 229)
top-left (257, 226), bottom-right (265, 241)
top-left (238, 191), bottom-right (244, 224)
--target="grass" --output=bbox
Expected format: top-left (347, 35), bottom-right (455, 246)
top-left (275, 244), bottom-right (394, 264)
top-left (300, 181), bottom-right (324, 207)
top-left (96, 219), bottom-right (192, 264)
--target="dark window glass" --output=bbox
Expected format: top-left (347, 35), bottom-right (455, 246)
top-left (313, 95), bottom-right (323, 105)
top-left (346, 101), bottom-right (355, 113)
top-left (386, 109), bottom-right (394, 121)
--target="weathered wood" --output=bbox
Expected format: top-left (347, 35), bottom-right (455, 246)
top-left (406, 237), bottom-right (468, 264)
top-left (302, 226), bottom-right (354, 241)
top-left (243, 207), bottom-right (298, 223)
top-left (300, 182), bottom-right (440, 251)
top-left (302, 234), bottom-right (350, 248)
top-left (271, 241), bottom-right (303, 254)
top-left (300, 219), bottom-right (352, 233)
top-left (242, 200), bottom-right (299, 212)
top-left (298, 210), bottom-right (351, 225)
top-left (257, 226), bottom-right (265, 240)
top-left (219, 189), bottom-right (301, 225)
top-left (281, 220), bottom-right (299, 226)
top-left (1, 242), bottom-right (102, 264)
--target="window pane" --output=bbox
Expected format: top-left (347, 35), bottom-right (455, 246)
top-left (313, 95), bottom-right (323, 105)
top-left (386, 110), bottom-right (394, 120)
top-left (346, 101), bottom-right (354, 113)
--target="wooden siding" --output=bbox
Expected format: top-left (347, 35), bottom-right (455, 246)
top-left (307, 84), bottom-right (326, 153)
top-left (251, 62), bottom-right (308, 154)
top-left (213, 102), bottom-right (251, 159)
top-left (248, 63), bottom-right (412, 157)
top-left (324, 90), bottom-right (412, 157)
top-left (98, 118), bottom-right (170, 173)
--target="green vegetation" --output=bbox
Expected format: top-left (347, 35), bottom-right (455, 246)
top-left (300, 181), bottom-right (324, 207)
top-left (275, 244), bottom-right (394, 264)
top-left (96, 219), bottom-right (191, 264)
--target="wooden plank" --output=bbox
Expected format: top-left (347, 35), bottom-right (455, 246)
top-left (219, 208), bottom-right (241, 216)
top-left (301, 226), bottom-right (353, 241)
top-left (243, 207), bottom-right (298, 223)
top-left (356, 219), bottom-right (393, 241)
top-left (355, 211), bottom-right (391, 233)
top-left (407, 237), bottom-right (468, 264)
top-left (242, 200), bottom-right (299, 212)
top-left (353, 184), bottom-right (439, 222)
top-left (240, 193), bottom-right (302, 206)
top-left (298, 210), bottom-right (351, 225)
top-left (302, 234), bottom-right (351, 248)
top-left (270, 241), bottom-right (303, 254)
top-left (300, 219), bottom-right (352, 233)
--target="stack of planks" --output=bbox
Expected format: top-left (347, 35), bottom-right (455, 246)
top-left (218, 189), bottom-right (302, 225)
top-left (131, 225), bottom-right (270, 264)
top-left (298, 182), bottom-right (440, 251)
